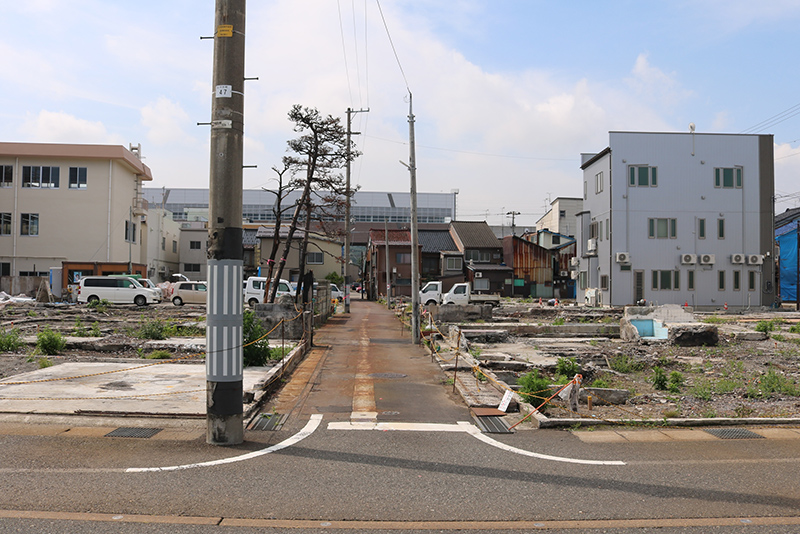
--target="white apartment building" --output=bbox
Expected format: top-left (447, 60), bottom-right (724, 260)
top-left (576, 131), bottom-right (776, 310)
top-left (535, 197), bottom-right (582, 237)
top-left (0, 142), bottom-right (152, 278)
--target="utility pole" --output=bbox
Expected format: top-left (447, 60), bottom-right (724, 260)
top-left (507, 210), bottom-right (521, 236)
top-left (401, 93), bottom-right (421, 344)
top-left (344, 107), bottom-right (368, 313)
top-left (384, 215), bottom-right (390, 309)
top-left (206, 0), bottom-right (246, 446)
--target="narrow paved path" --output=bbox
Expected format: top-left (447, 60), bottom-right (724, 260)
top-left (267, 299), bottom-right (470, 426)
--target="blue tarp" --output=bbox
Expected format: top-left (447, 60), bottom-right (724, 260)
top-left (778, 229), bottom-right (798, 302)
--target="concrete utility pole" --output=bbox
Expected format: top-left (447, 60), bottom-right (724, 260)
top-left (206, 0), bottom-right (246, 446)
top-left (344, 107), bottom-right (368, 313)
top-left (507, 210), bottom-right (521, 236)
top-left (404, 93), bottom-right (421, 344)
top-left (385, 215), bottom-right (390, 309)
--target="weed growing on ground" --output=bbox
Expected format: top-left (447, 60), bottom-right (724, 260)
top-left (610, 353), bottom-right (644, 373)
top-left (553, 317), bottom-right (566, 326)
top-left (691, 379), bottom-right (713, 401)
top-left (755, 320), bottom-right (777, 334)
top-left (243, 309), bottom-right (271, 367)
top-left (517, 370), bottom-right (554, 412)
top-left (0, 328), bottom-right (23, 352)
top-left (134, 317), bottom-right (177, 340)
top-left (588, 378), bottom-right (610, 388)
top-left (746, 367), bottom-right (799, 398)
top-left (37, 357), bottom-right (53, 368)
top-left (87, 299), bottom-right (110, 312)
top-left (556, 356), bottom-right (580, 377)
top-left (35, 328), bottom-right (66, 355)
top-left (789, 324), bottom-right (800, 334)
top-left (144, 350), bottom-right (173, 360)
top-left (651, 366), bottom-right (668, 390)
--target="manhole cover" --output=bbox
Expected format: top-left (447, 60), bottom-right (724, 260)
top-left (704, 428), bottom-right (765, 440)
top-left (381, 411), bottom-right (401, 416)
top-left (369, 373), bottom-right (407, 379)
top-left (105, 427), bottom-right (162, 438)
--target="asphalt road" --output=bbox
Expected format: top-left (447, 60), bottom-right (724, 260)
top-left (0, 299), bottom-right (798, 533)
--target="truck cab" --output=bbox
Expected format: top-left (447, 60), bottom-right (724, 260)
top-left (419, 281), bottom-right (443, 306)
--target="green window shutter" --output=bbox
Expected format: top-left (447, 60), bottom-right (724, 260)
top-left (629, 166), bottom-right (635, 186)
top-left (714, 168), bottom-right (720, 187)
top-left (648, 218), bottom-right (655, 238)
top-left (736, 168), bottom-right (742, 188)
top-left (674, 270), bottom-right (680, 290)
top-left (638, 166), bottom-right (649, 186)
top-left (669, 218), bottom-right (677, 238)
top-left (723, 168), bottom-right (734, 188)
top-left (650, 167), bottom-right (657, 186)
top-left (651, 270), bottom-right (658, 290)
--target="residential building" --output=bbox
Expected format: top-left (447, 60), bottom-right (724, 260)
top-left (449, 221), bottom-right (510, 295)
top-left (775, 207), bottom-right (800, 303)
top-left (145, 206), bottom-right (181, 282)
top-left (365, 228), bottom-right (421, 299)
top-left (524, 228), bottom-right (575, 250)
top-left (418, 229), bottom-right (463, 291)
top-left (575, 131), bottom-right (776, 309)
top-left (535, 197), bottom-right (582, 237)
top-left (0, 142), bottom-right (151, 282)
top-left (255, 226), bottom-right (343, 284)
top-left (501, 235), bottom-right (554, 298)
top-left (179, 221), bottom-right (208, 281)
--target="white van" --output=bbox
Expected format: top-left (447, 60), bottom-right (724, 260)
top-left (77, 276), bottom-right (160, 306)
top-left (244, 277), bottom-right (292, 307)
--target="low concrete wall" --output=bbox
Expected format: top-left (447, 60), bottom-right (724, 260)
top-left (252, 302), bottom-right (307, 339)
top-left (429, 304), bottom-right (493, 322)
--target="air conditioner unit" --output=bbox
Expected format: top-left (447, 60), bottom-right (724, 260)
top-left (559, 270), bottom-right (569, 277)
top-left (570, 271), bottom-right (578, 280)
top-left (731, 253), bottom-right (745, 264)
top-left (700, 254), bottom-right (716, 265)
top-left (747, 254), bottom-right (763, 265)
top-left (158, 265), bottom-right (167, 274)
top-left (570, 257), bottom-right (580, 267)
top-left (587, 238), bottom-right (597, 252)
top-left (474, 271), bottom-right (483, 278)
top-left (681, 254), bottom-right (697, 265)
top-left (615, 252), bottom-right (631, 264)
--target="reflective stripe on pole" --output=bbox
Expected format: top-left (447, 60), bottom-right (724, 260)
top-left (207, 259), bottom-right (243, 382)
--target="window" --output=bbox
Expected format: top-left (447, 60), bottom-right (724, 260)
top-left (161, 237), bottom-right (166, 251)
top-left (698, 218), bottom-right (706, 239)
top-left (606, 218), bottom-right (610, 240)
top-left (124, 220), bottom-right (137, 243)
top-left (22, 166), bottom-right (59, 188)
top-left (595, 171), bottom-right (603, 193)
top-left (589, 221), bottom-right (599, 239)
top-left (473, 278), bottom-right (490, 291)
top-left (749, 271), bottom-right (756, 291)
top-left (68, 167), bottom-right (87, 189)
top-left (0, 213), bottom-right (10, 235)
top-left (465, 250), bottom-right (490, 263)
top-left (172, 240), bottom-right (177, 253)
top-left (733, 270), bottom-right (741, 291)
top-left (307, 251), bottom-right (324, 264)
top-left (688, 270), bottom-right (695, 291)
top-left (184, 263), bottom-right (201, 272)
top-left (395, 253), bottom-right (411, 264)
top-left (620, 264), bottom-right (632, 271)
top-left (598, 221), bottom-right (603, 241)
top-left (552, 235), bottom-right (561, 245)
top-left (651, 269), bottom-right (679, 290)
top-left (600, 275), bottom-right (609, 290)
top-left (190, 240), bottom-right (202, 250)
top-left (714, 167), bottom-right (742, 189)
top-left (579, 271), bottom-right (588, 290)
top-left (629, 165), bottom-right (657, 187)
top-left (0, 263), bottom-right (9, 276)
top-left (648, 218), bottom-right (677, 239)
top-left (718, 270), bottom-right (725, 290)
top-left (717, 218), bottom-right (725, 239)
top-left (559, 210), bottom-right (566, 218)
top-left (445, 257), bottom-right (462, 271)
top-left (20, 213), bottom-right (38, 236)
top-left (583, 180), bottom-right (587, 200)
top-left (1, 165), bottom-right (11, 187)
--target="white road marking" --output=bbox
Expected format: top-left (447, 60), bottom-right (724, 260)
top-left (459, 422), bottom-right (626, 465)
top-left (328, 420), bottom-right (625, 465)
top-left (126, 414), bottom-right (323, 473)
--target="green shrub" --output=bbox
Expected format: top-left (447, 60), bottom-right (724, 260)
top-left (703, 315), bottom-right (727, 324)
top-left (243, 309), bottom-right (271, 367)
top-left (134, 318), bottom-right (177, 340)
top-left (0, 328), bottom-right (23, 352)
top-left (610, 354), bottom-right (644, 373)
top-left (324, 271), bottom-right (344, 286)
top-left (89, 322), bottom-right (102, 337)
top-left (789, 324), bottom-right (800, 334)
top-left (651, 366), bottom-right (668, 390)
top-left (589, 378), bottom-right (610, 388)
top-left (87, 299), bottom-right (110, 312)
top-left (556, 356), bottom-right (580, 378)
top-left (517, 370), bottom-right (553, 411)
top-left (553, 317), bottom-right (565, 326)
top-left (36, 328), bottom-right (66, 355)
top-left (755, 320), bottom-right (776, 333)
top-left (668, 371), bottom-right (685, 393)
top-left (37, 357), bottom-right (53, 368)
top-left (691, 379), bottom-right (712, 401)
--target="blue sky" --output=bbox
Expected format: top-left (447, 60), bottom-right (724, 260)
top-left (2, 1), bottom-right (800, 227)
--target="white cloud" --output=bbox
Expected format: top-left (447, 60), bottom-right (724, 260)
top-left (19, 110), bottom-right (124, 144)
top-left (140, 97), bottom-right (193, 145)
top-left (625, 53), bottom-right (693, 109)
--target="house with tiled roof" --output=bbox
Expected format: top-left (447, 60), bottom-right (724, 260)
top-left (365, 228), bottom-right (422, 299)
top-left (449, 221), bottom-right (511, 296)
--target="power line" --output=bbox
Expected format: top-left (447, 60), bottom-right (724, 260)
top-left (740, 102), bottom-right (800, 134)
top-left (337, 1), bottom-right (353, 105)
top-left (375, 0), bottom-right (410, 93)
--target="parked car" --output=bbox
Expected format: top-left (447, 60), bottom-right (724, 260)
top-left (330, 284), bottom-right (344, 301)
top-left (77, 276), bottom-right (159, 306)
top-left (171, 281), bottom-right (208, 306)
top-left (243, 277), bottom-right (292, 307)
top-left (139, 278), bottom-right (163, 302)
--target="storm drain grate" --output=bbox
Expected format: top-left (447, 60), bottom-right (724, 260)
top-left (251, 413), bottom-right (286, 431)
top-left (704, 428), bottom-right (765, 440)
top-left (105, 427), bottom-right (163, 439)
top-left (472, 415), bottom-right (512, 434)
